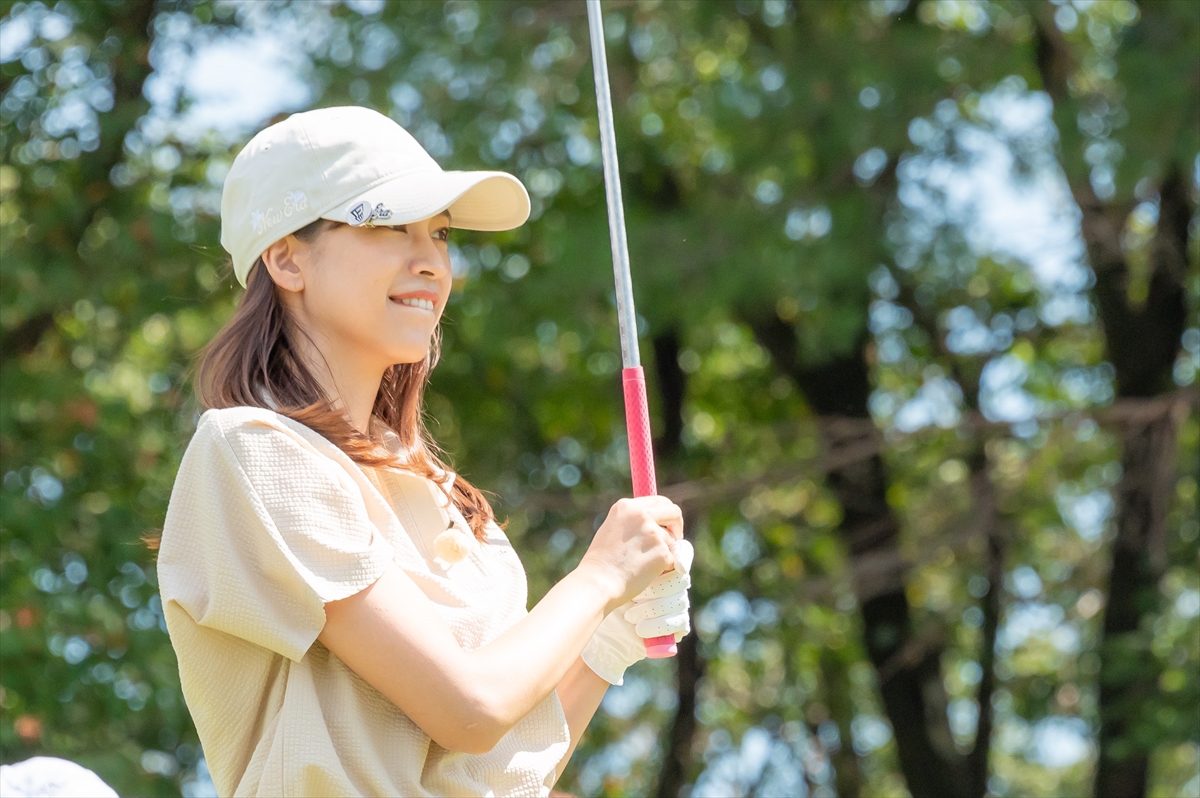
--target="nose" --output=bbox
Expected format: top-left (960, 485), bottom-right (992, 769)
top-left (408, 228), bottom-right (449, 279)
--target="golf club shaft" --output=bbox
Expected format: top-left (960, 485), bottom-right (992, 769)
top-left (585, 0), bottom-right (676, 660)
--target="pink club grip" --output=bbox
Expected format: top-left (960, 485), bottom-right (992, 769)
top-left (622, 367), bottom-right (677, 659)
top-left (622, 367), bottom-right (657, 498)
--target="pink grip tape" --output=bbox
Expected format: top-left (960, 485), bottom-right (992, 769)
top-left (622, 367), bottom-right (657, 498)
top-left (622, 367), bottom-right (677, 659)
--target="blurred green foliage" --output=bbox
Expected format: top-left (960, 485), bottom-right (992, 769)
top-left (1, 1), bottom-right (1197, 797)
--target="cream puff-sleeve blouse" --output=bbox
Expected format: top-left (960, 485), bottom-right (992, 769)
top-left (157, 406), bottom-right (569, 797)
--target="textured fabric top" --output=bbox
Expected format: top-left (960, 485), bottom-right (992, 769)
top-left (157, 406), bottom-right (569, 797)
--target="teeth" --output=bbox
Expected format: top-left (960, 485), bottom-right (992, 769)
top-left (396, 297), bottom-right (434, 310)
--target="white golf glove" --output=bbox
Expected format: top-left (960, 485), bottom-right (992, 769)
top-left (581, 539), bottom-right (694, 686)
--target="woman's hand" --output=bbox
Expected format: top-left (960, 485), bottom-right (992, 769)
top-left (581, 539), bottom-right (694, 685)
top-left (623, 540), bottom-right (693, 639)
top-left (577, 496), bottom-right (684, 613)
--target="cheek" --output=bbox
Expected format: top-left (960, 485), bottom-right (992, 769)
top-left (306, 272), bottom-right (384, 333)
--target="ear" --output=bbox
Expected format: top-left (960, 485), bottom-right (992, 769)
top-left (261, 234), bottom-right (307, 293)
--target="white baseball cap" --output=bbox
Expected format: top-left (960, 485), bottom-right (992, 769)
top-left (219, 105), bottom-right (531, 288)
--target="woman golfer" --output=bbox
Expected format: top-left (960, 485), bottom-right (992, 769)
top-left (157, 105), bottom-right (693, 797)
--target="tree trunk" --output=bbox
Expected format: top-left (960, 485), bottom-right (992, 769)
top-left (1032, 12), bottom-right (1192, 795)
top-left (966, 443), bottom-right (1006, 798)
top-left (647, 329), bottom-right (706, 798)
top-left (655, 622), bottom-right (705, 798)
top-left (745, 315), bottom-right (971, 797)
top-left (1095, 406), bottom-right (1184, 798)
top-left (652, 330), bottom-right (687, 459)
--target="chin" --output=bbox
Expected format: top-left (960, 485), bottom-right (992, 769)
top-left (388, 347), bottom-right (431, 366)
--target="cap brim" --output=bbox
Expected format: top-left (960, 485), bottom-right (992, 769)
top-left (323, 169), bottom-right (530, 231)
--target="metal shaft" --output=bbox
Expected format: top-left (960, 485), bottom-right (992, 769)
top-left (586, 0), bottom-right (676, 659)
top-left (585, 0), bottom-right (639, 369)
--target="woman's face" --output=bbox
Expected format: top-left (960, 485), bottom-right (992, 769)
top-left (277, 212), bottom-right (453, 369)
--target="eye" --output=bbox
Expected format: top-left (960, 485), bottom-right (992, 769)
top-left (433, 226), bottom-right (450, 242)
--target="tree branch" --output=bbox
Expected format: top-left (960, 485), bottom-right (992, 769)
top-left (2, 0), bottom-right (157, 360)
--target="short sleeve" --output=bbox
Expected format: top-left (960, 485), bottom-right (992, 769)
top-left (158, 411), bottom-right (395, 661)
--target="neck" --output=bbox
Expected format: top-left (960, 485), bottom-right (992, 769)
top-left (292, 329), bottom-right (386, 438)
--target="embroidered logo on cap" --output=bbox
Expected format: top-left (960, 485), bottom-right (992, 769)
top-left (250, 189), bottom-right (309, 235)
top-left (347, 200), bottom-right (394, 228)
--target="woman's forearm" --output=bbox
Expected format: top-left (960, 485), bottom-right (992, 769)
top-left (552, 656), bottom-right (610, 784)
top-left (319, 562), bottom-right (620, 755)
top-left (320, 496), bottom-right (681, 754)
top-left (467, 566), bottom-right (620, 735)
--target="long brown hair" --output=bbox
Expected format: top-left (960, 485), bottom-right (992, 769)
top-left (149, 217), bottom-right (500, 550)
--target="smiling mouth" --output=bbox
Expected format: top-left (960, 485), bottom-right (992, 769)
top-left (391, 297), bottom-right (436, 311)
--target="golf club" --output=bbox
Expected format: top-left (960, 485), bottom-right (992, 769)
top-left (585, 0), bottom-right (677, 660)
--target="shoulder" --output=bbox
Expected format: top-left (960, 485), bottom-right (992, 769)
top-left (164, 406), bottom-right (377, 546)
top-left (195, 405), bottom-right (299, 438)
top-left (190, 406), bottom-right (331, 452)
top-left (178, 407), bottom-right (344, 484)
